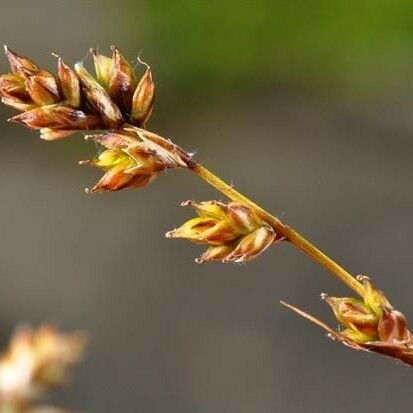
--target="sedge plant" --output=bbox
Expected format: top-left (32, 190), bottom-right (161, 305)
top-left (1, 46), bottom-right (413, 367)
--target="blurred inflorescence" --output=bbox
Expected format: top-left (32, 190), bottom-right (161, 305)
top-left (0, 325), bottom-right (86, 413)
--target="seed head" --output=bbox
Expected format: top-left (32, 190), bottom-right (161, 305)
top-left (81, 127), bottom-right (188, 192)
top-left (282, 277), bottom-right (413, 366)
top-left (0, 46), bottom-right (157, 139)
top-left (166, 200), bottom-right (279, 263)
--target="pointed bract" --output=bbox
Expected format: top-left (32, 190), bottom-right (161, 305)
top-left (4, 46), bottom-right (38, 75)
top-left (24, 69), bottom-right (60, 106)
top-left (195, 243), bottom-right (237, 263)
top-left (182, 200), bottom-right (228, 220)
top-left (167, 217), bottom-right (238, 245)
top-left (227, 202), bottom-right (262, 232)
top-left (90, 49), bottom-right (112, 87)
top-left (88, 164), bottom-right (158, 193)
top-left (108, 46), bottom-right (136, 114)
top-left (2, 96), bottom-right (36, 112)
top-left (378, 308), bottom-right (411, 344)
top-left (130, 66), bottom-right (155, 126)
top-left (0, 74), bottom-right (30, 102)
top-left (223, 225), bottom-right (276, 263)
top-left (361, 276), bottom-right (392, 318)
top-left (10, 105), bottom-right (100, 131)
top-left (85, 131), bottom-right (136, 150)
top-left (57, 57), bottom-right (80, 107)
top-left (125, 127), bottom-right (189, 168)
top-left (91, 149), bottom-right (135, 170)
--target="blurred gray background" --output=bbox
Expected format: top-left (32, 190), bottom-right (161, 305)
top-left (1, 1), bottom-right (413, 412)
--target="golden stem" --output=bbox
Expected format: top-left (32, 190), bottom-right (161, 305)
top-left (191, 163), bottom-right (365, 297)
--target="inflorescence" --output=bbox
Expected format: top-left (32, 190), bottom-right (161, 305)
top-left (1, 46), bottom-right (412, 368)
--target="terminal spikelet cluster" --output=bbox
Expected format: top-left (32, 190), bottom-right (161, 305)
top-left (0, 46), bottom-right (154, 140)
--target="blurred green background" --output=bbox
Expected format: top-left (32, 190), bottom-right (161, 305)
top-left (1, 1), bottom-right (413, 412)
top-left (135, 0), bottom-right (413, 100)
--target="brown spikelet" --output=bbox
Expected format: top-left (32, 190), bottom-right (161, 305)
top-left (166, 200), bottom-right (280, 263)
top-left (0, 46), bottom-right (157, 139)
top-left (81, 127), bottom-right (188, 192)
top-left (282, 276), bottom-right (413, 366)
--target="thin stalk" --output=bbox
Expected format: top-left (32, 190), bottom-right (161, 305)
top-left (190, 162), bottom-right (365, 297)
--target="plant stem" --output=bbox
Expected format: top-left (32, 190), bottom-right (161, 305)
top-left (191, 162), bottom-right (365, 297)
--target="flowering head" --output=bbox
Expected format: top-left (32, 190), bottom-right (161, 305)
top-left (283, 276), bottom-right (413, 366)
top-left (81, 127), bottom-right (188, 193)
top-left (90, 47), bottom-right (154, 126)
top-left (322, 276), bottom-right (403, 344)
top-left (0, 46), bottom-right (156, 139)
top-left (166, 200), bottom-right (280, 263)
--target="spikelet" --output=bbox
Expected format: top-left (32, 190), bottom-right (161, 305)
top-left (0, 46), bottom-right (155, 140)
top-left (0, 47), bottom-right (189, 194)
top-left (282, 276), bottom-right (413, 366)
top-left (80, 127), bottom-right (188, 193)
top-left (166, 200), bottom-right (280, 263)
